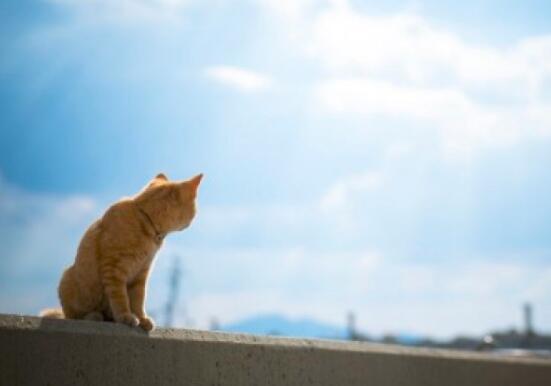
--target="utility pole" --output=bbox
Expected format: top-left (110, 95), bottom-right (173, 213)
top-left (347, 311), bottom-right (357, 340)
top-left (523, 302), bottom-right (535, 348)
top-left (164, 256), bottom-right (183, 327)
top-left (209, 317), bottom-right (220, 331)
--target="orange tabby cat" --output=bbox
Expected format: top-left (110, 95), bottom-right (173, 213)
top-left (40, 173), bottom-right (202, 331)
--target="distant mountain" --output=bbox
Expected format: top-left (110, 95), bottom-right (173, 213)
top-left (220, 313), bottom-right (427, 344)
top-left (221, 314), bottom-right (347, 339)
top-left (393, 333), bottom-right (424, 345)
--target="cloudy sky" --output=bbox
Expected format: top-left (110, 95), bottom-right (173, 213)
top-left (1, 0), bottom-right (551, 338)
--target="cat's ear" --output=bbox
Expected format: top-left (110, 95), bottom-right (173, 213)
top-left (144, 172), bottom-right (169, 190)
top-left (189, 173), bottom-right (203, 190)
top-left (183, 173), bottom-right (203, 197)
top-left (155, 173), bottom-right (168, 181)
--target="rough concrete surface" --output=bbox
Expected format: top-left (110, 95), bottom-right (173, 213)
top-left (1, 314), bottom-right (550, 386)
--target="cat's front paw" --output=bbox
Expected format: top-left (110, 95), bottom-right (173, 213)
top-left (115, 313), bottom-right (139, 327)
top-left (139, 316), bottom-right (155, 332)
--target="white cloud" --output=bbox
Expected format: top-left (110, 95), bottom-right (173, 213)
top-left (166, 243), bottom-right (551, 338)
top-left (257, 0), bottom-right (551, 158)
top-left (308, 4), bottom-right (551, 89)
top-left (314, 77), bottom-right (544, 158)
top-left (0, 176), bottom-right (100, 315)
top-left (316, 78), bottom-right (472, 119)
top-left (7, 0), bottom-right (551, 340)
top-left (319, 170), bottom-right (384, 214)
top-left (2, 173), bottom-right (551, 338)
top-left (205, 66), bottom-right (272, 92)
top-left (166, 246), bottom-right (382, 328)
top-left (256, 0), bottom-right (316, 20)
top-left (168, 185), bottom-right (551, 337)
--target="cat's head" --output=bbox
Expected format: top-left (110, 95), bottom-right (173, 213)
top-left (137, 172), bottom-right (203, 233)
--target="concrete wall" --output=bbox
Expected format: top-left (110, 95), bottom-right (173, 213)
top-left (1, 314), bottom-right (550, 386)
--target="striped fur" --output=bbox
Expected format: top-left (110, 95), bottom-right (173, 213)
top-left (42, 173), bottom-right (202, 331)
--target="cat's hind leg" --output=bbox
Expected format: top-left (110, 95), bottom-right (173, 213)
top-left (83, 312), bottom-right (104, 321)
top-left (58, 267), bottom-right (82, 319)
top-left (59, 266), bottom-right (104, 320)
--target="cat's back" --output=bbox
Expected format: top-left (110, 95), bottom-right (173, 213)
top-left (74, 198), bottom-right (134, 263)
top-left (73, 217), bottom-right (102, 267)
top-left (99, 197), bottom-right (144, 242)
top-left (99, 197), bottom-right (160, 258)
top-left (74, 197), bottom-right (158, 275)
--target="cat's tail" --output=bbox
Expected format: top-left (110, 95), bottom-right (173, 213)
top-left (39, 307), bottom-right (65, 319)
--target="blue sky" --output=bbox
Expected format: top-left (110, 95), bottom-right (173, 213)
top-left (1, 0), bottom-right (551, 338)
